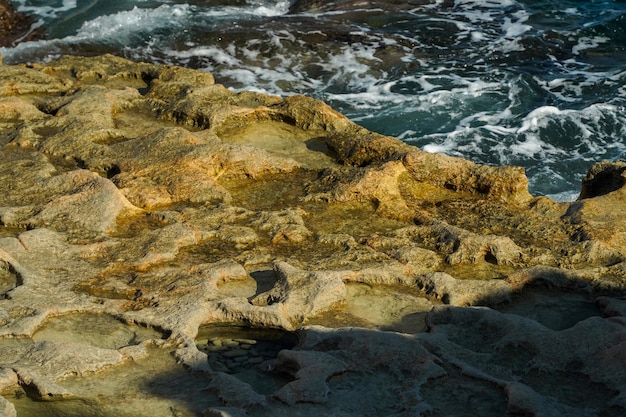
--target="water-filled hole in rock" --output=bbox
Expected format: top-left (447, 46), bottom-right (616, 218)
top-left (3, 345), bottom-right (220, 417)
top-left (196, 325), bottom-right (299, 395)
top-left (216, 276), bottom-right (258, 298)
top-left (32, 313), bottom-right (165, 349)
top-left (217, 120), bottom-right (337, 170)
top-left (307, 283), bottom-right (437, 333)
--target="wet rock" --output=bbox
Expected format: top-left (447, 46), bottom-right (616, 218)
top-left (222, 348), bottom-right (248, 358)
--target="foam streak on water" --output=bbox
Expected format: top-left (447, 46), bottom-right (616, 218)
top-left (2, 0), bottom-right (626, 200)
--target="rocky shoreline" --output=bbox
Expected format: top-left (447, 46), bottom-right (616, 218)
top-left (0, 54), bottom-right (625, 416)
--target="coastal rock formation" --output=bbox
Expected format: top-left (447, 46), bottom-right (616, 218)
top-left (0, 55), bottom-right (624, 416)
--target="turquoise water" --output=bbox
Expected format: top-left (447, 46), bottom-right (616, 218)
top-left (3, 0), bottom-right (626, 200)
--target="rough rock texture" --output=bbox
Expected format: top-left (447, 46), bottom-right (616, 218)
top-left (0, 55), bottom-right (624, 416)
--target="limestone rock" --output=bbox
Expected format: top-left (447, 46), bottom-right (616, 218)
top-left (174, 344), bottom-right (211, 373)
top-left (0, 65), bottom-right (70, 96)
top-left (504, 382), bottom-right (581, 417)
top-left (212, 262), bottom-right (349, 330)
top-left (596, 296), bottom-right (626, 317)
top-left (207, 372), bottom-right (267, 409)
top-left (0, 369), bottom-right (17, 408)
top-left (0, 395), bottom-right (15, 417)
top-left (0, 97), bottom-right (48, 131)
top-left (305, 160), bottom-right (413, 220)
top-left (422, 305), bottom-right (626, 416)
top-left (272, 350), bottom-right (347, 405)
top-left (0, 55), bottom-right (624, 416)
top-left (21, 170), bottom-right (140, 235)
top-left (403, 150), bottom-right (533, 204)
top-left (563, 162), bottom-right (626, 254)
top-left (251, 262), bottom-right (347, 327)
top-left (2, 340), bottom-right (122, 400)
top-left (416, 272), bottom-right (513, 306)
top-left (252, 209), bottom-right (312, 243)
top-left (578, 161), bottom-right (626, 199)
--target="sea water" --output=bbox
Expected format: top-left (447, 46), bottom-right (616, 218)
top-left (2, 0), bottom-right (626, 200)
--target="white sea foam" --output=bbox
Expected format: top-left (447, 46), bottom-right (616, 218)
top-left (420, 0), bottom-right (533, 55)
top-left (471, 31), bottom-right (487, 42)
top-left (406, 88), bottom-right (626, 196)
top-left (12, 0), bottom-right (78, 21)
top-left (8, 1), bottom-right (288, 57)
top-left (75, 5), bottom-right (191, 40)
top-left (12, 0), bottom-right (289, 44)
top-left (423, 143), bottom-right (453, 153)
top-left (546, 190), bottom-right (579, 202)
top-left (252, 1), bottom-right (290, 17)
top-left (170, 46), bottom-right (242, 67)
top-left (510, 135), bottom-right (555, 158)
top-left (572, 36), bottom-right (610, 55)
top-left (1, 3), bottom-right (197, 61)
top-left (517, 106), bottom-right (563, 134)
top-left (503, 21), bottom-right (530, 39)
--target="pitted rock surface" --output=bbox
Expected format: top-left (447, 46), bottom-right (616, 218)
top-left (0, 55), bottom-right (624, 416)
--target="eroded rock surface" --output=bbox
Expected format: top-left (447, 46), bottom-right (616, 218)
top-left (0, 55), bottom-right (624, 416)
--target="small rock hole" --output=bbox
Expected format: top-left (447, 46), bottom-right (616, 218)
top-left (105, 164), bottom-right (121, 179)
top-left (196, 325), bottom-right (299, 394)
top-left (484, 251), bottom-right (498, 265)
